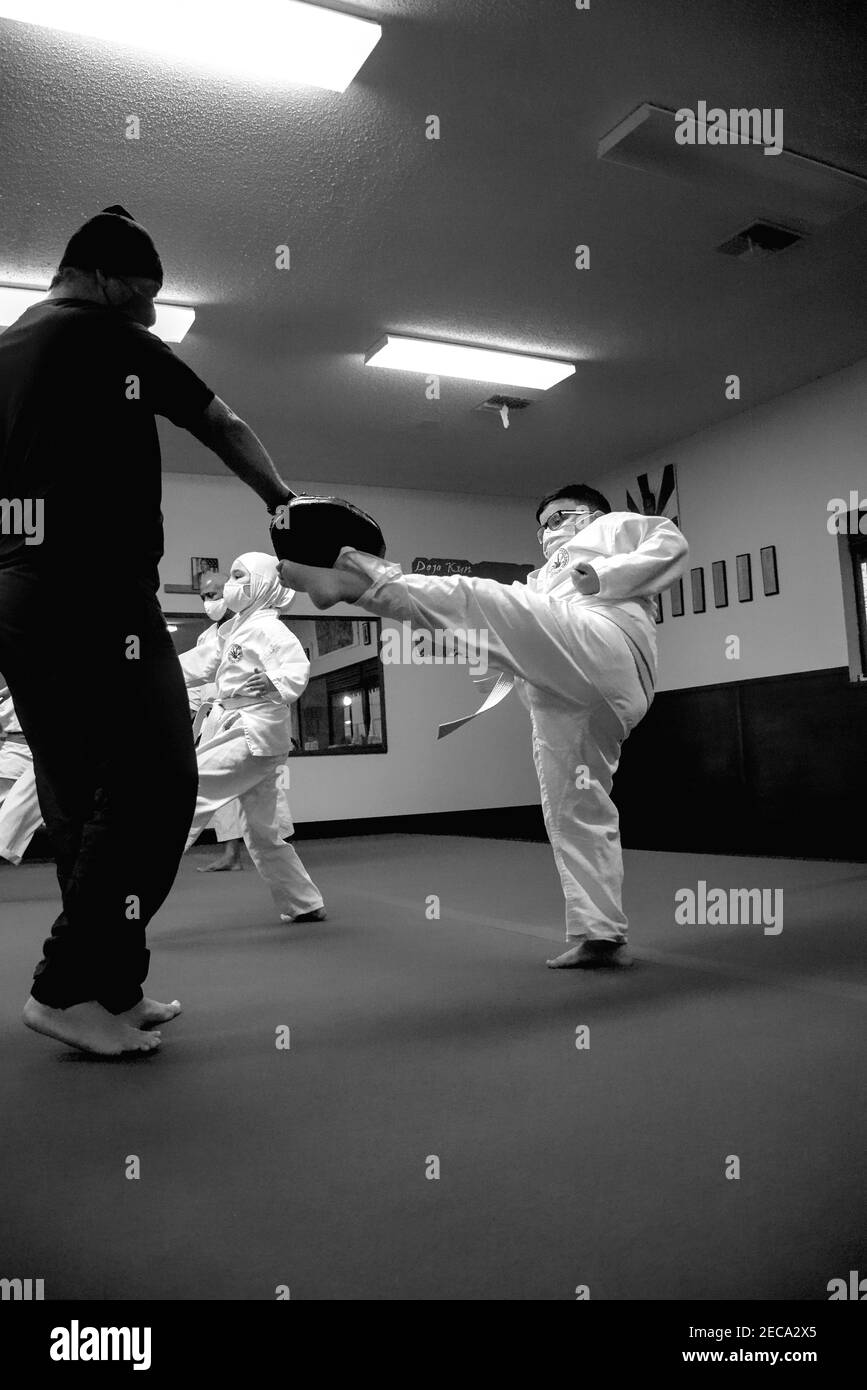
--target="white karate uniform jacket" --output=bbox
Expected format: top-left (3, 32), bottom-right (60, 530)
top-left (180, 611), bottom-right (310, 757)
top-left (527, 512), bottom-right (688, 704)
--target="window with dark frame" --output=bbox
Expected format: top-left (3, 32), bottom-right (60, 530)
top-left (836, 511), bottom-right (867, 684)
top-left (850, 533), bottom-right (867, 677)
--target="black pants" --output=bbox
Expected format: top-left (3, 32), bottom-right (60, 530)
top-left (0, 566), bottom-right (198, 1011)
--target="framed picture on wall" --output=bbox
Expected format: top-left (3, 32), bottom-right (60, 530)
top-left (316, 618), bottom-right (355, 655)
top-left (712, 560), bottom-right (728, 608)
top-left (191, 557), bottom-right (220, 588)
top-left (736, 553), bottom-right (753, 602)
top-left (670, 577), bottom-right (685, 617)
top-left (760, 545), bottom-right (780, 596)
top-left (690, 567), bottom-right (706, 614)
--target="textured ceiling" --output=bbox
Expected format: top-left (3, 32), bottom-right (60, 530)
top-left (1, 0), bottom-right (866, 497)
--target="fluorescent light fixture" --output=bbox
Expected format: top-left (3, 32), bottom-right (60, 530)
top-left (364, 334), bottom-right (575, 390)
top-left (598, 103), bottom-right (867, 229)
top-left (0, 1), bottom-right (381, 92)
top-left (0, 284), bottom-right (46, 323)
top-left (0, 284), bottom-right (195, 342)
top-left (151, 303), bottom-right (196, 343)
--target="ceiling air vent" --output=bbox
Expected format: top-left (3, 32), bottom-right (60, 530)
top-left (473, 394), bottom-right (531, 429)
top-left (473, 395), bottom-right (531, 414)
top-left (716, 221), bottom-right (803, 258)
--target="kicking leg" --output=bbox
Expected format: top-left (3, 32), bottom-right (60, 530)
top-left (277, 557), bottom-right (368, 609)
top-left (281, 550), bottom-right (610, 708)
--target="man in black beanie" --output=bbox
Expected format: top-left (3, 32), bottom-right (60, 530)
top-left (0, 206), bottom-right (294, 1055)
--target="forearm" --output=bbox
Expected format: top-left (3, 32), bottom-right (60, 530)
top-left (190, 397), bottom-right (294, 511)
top-left (592, 519), bottom-right (689, 601)
top-left (209, 417), bottom-right (292, 510)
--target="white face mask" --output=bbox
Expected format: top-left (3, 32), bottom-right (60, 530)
top-left (202, 596), bottom-right (227, 621)
top-left (540, 509), bottom-right (600, 560)
top-left (223, 577), bottom-right (250, 613)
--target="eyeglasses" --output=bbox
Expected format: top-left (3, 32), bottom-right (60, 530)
top-left (536, 508), bottom-right (593, 543)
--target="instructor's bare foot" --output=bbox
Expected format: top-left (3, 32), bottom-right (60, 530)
top-left (22, 997), bottom-right (161, 1055)
top-left (118, 997), bottom-right (182, 1029)
top-left (276, 559), bottom-right (367, 610)
top-left (546, 942), bottom-right (634, 969)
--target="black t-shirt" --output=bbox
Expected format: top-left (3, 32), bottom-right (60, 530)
top-left (0, 299), bottom-right (215, 587)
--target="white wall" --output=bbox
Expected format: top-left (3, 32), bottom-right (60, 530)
top-left (587, 357), bottom-right (867, 692)
top-left (159, 470), bottom-right (542, 821)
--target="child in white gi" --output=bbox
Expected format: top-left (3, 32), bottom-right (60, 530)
top-left (180, 552), bottom-right (325, 923)
top-left (276, 485), bottom-right (688, 966)
top-left (188, 576), bottom-right (295, 873)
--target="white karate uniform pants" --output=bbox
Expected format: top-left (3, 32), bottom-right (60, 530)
top-left (209, 799), bottom-right (244, 843)
top-left (185, 717), bottom-right (323, 919)
top-left (208, 787), bottom-right (293, 843)
top-left (0, 751), bottom-right (42, 865)
top-left (353, 558), bottom-right (650, 942)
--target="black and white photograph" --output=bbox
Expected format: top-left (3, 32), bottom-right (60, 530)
top-left (0, 0), bottom-right (866, 1357)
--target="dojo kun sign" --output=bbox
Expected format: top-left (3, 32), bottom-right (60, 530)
top-left (380, 622), bottom-right (489, 677)
top-left (412, 557), bottom-right (534, 584)
top-left (674, 881), bottom-right (783, 935)
top-left (412, 556), bottom-right (473, 576)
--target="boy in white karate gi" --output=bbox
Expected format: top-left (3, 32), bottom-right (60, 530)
top-left (180, 552), bottom-right (324, 923)
top-left (277, 485), bottom-right (688, 966)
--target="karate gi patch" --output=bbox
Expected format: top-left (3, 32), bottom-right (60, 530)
top-left (228, 644), bottom-right (243, 661)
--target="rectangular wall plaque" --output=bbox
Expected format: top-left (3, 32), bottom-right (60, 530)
top-left (760, 545), bottom-right (779, 596)
top-left (691, 567), bottom-right (706, 614)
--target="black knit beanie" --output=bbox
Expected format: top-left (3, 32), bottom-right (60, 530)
top-left (59, 205), bottom-right (163, 286)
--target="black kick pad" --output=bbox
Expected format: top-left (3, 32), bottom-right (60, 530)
top-left (269, 495), bottom-right (386, 567)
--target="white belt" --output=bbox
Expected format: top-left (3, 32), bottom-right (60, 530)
top-left (437, 671), bottom-right (515, 740)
